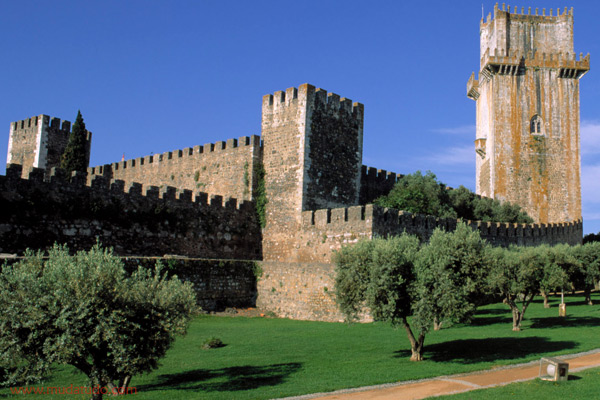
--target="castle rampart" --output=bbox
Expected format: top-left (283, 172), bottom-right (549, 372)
top-left (88, 135), bottom-right (261, 202)
top-left (0, 163), bottom-right (262, 259)
top-left (290, 204), bottom-right (583, 264)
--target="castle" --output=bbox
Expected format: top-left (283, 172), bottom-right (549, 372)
top-left (1, 5), bottom-right (587, 321)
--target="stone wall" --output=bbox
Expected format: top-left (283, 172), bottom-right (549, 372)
top-left (122, 258), bottom-right (258, 311)
top-left (257, 261), bottom-right (344, 322)
top-left (0, 164), bottom-right (262, 259)
top-left (293, 204), bottom-right (583, 264)
top-left (0, 255), bottom-right (258, 313)
top-left (89, 135), bottom-right (261, 202)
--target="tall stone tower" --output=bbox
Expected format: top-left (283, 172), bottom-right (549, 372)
top-left (467, 4), bottom-right (589, 224)
top-left (7, 114), bottom-right (92, 176)
top-left (261, 84), bottom-right (364, 261)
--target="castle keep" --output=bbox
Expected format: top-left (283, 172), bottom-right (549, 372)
top-left (1, 5), bottom-right (587, 321)
top-left (467, 4), bottom-right (589, 224)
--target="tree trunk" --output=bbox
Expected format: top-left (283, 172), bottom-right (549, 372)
top-left (402, 317), bottom-right (425, 361)
top-left (91, 385), bottom-right (103, 400)
top-left (106, 381), bottom-right (119, 396)
top-left (511, 307), bottom-right (521, 331)
top-left (116, 375), bottom-right (131, 395)
top-left (585, 288), bottom-right (593, 306)
top-left (433, 316), bottom-right (443, 331)
top-left (541, 291), bottom-right (550, 308)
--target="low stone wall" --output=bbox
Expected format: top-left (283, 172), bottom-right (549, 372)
top-left (257, 261), bottom-right (344, 322)
top-left (0, 256), bottom-right (259, 312)
top-left (122, 258), bottom-right (259, 311)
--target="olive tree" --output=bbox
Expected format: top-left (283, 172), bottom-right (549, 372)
top-left (414, 223), bottom-right (489, 331)
top-left (0, 244), bottom-right (196, 399)
top-left (571, 242), bottom-right (600, 305)
top-left (335, 234), bottom-right (423, 360)
top-left (488, 245), bottom-right (568, 331)
top-left (335, 223), bottom-right (489, 361)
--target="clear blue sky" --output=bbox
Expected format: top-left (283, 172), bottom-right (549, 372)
top-left (1, 1), bottom-right (598, 234)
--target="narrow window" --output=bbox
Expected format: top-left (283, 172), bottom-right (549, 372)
top-left (530, 115), bottom-right (543, 135)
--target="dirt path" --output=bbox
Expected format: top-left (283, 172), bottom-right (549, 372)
top-left (282, 349), bottom-right (600, 400)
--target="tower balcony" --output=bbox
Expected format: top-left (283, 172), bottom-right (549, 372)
top-left (475, 138), bottom-right (486, 159)
top-left (479, 48), bottom-right (590, 79)
top-left (467, 72), bottom-right (479, 100)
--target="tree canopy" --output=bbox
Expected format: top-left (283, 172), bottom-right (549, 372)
top-left (375, 171), bottom-right (533, 224)
top-left (0, 244), bottom-right (196, 399)
top-left (60, 110), bottom-right (89, 173)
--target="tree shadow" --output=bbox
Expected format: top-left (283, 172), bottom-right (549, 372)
top-left (468, 315), bottom-right (512, 327)
top-left (394, 337), bottom-right (577, 364)
top-left (530, 316), bottom-right (600, 329)
top-left (476, 307), bottom-right (509, 316)
top-left (137, 362), bottom-right (302, 392)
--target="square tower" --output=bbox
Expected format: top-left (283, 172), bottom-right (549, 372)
top-left (261, 84), bottom-right (364, 261)
top-left (467, 4), bottom-right (589, 224)
top-left (7, 114), bottom-right (92, 176)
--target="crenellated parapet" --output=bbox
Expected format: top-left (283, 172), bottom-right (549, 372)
top-left (88, 134), bottom-right (261, 202)
top-left (0, 163), bottom-right (261, 258)
top-left (359, 165), bottom-right (402, 204)
top-left (294, 203), bottom-right (583, 263)
top-left (262, 84), bottom-right (364, 119)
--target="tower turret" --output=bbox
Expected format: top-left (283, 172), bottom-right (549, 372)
top-left (467, 4), bottom-right (589, 225)
top-left (261, 84), bottom-right (364, 261)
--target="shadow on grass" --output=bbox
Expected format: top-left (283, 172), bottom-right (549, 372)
top-left (394, 337), bottom-right (577, 363)
top-left (138, 363), bottom-right (302, 392)
top-left (530, 316), bottom-right (600, 329)
top-left (476, 308), bottom-right (509, 316)
top-left (469, 315), bottom-right (512, 327)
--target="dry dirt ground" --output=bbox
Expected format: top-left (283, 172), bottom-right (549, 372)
top-left (282, 350), bottom-right (600, 400)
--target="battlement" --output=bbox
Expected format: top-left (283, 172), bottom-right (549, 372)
top-left (301, 203), bottom-right (583, 248)
top-left (0, 163), bottom-right (261, 258)
top-left (89, 134), bottom-right (261, 175)
top-left (10, 115), bottom-right (72, 133)
top-left (479, 3), bottom-right (577, 69)
top-left (262, 83), bottom-right (364, 119)
top-left (6, 163), bottom-right (253, 212)
top-left (359, 165), bottom-right (402, 204)
top-left (483, 4), bottom-right (574, 26)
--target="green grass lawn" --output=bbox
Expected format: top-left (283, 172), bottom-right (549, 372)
top-left (432, 367), bottom-right (600, 400)
top-left (2, 293), bottom-right (600, 399)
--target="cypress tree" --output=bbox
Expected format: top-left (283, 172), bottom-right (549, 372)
top-left (61, 110), bottom-right (88, 173)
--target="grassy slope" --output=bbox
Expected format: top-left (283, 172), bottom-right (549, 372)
top-left (2, 293), bottom-right (600, 399)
